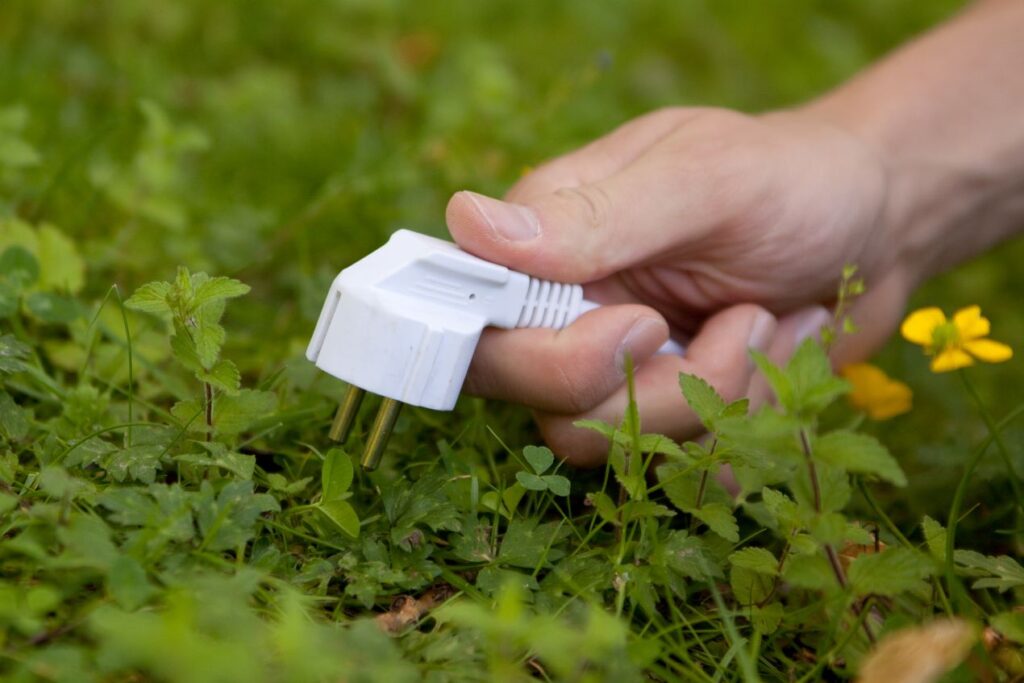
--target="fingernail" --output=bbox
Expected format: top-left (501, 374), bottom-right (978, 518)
top-left (747, 310), bottom-right (776, 353)
top-left (462, 191), bottom-right (540, 242)
top-left (615, 317), bottom-right (666, 373)
top-left (790, 306), bottom-right (832, 346)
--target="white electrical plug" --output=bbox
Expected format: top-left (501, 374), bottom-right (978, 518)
top-left (307, 229), bottom-right (684, 469)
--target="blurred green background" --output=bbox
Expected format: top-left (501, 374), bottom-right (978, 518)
top-left (2, 0), bottom-right (1021, 528)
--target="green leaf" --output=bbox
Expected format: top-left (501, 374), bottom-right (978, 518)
top-left (752, 602), bottom-right (785, 635)
top-left (515, 471), bottom-right (547, 491)
top-left (786, 339), bottom-right (850, 416)
top-left (0, 245), bottom-right (39, 288)
top-left (921, 516), bottom-right (947, 562)
top-left (814, 430), bottom-right (906, 487)
top-left (0, 391), bottom-right (30, 440)
top-left (523, 445), bottom-right (553, 474)
top-left (192, 276), bottom-right (251, 308)
top-left (750, 350), bottom-right (793, 410)
top-left (542, 474), bottom-right (570, 497)
top-left (729, 547), bottom-right (778, 576)
top-left (197, 359), bottom-right (241, 395)
top-left (809, 512), bottom-right (847, 546)
top-left (586, 491), bottom-right (619, 526)
top-left (124, 281), bottom-right (173, 314)
top-left (730, 566), bottom-right (773, 606)
top-left (620, 500), bottom-right (675, 523)
top-left (322, 448), bottom-right (354, 501)
top-left (661, 531), bottom-right (722, 581)
top-left (175, 449), bottom-right (255, 480)
top-left (692, 502), bottom-right (739, 542)
top-left (679, 373), bottom-right (726, 429)
top-left (25, 291), bottom-right (81, 323)
top-left (0, 335), bottom-right (30, 374)
top-left (107, 556), bottom-right (156, 611)
top-left (319, 500), bottom-right (360, 538)
top-left (498, 519), bottom-right (568, 568)
top-left (991, 612), bottom-right (1024, 644)
top-left (848, 548), bottom-right (933, 597)
top-left (954, 550), bottom-right (1024, 592)
top-left (193, 480), bottom-right (279, 551)
top-left (783, 553), bottom-right (835, 591)
top-left (212, 389), bottom-right (277, 435)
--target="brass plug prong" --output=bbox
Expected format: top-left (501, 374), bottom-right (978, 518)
top-left (361, 397), bottom-right (402, 470)
top-left (329, 386), bottom-right (366, 442)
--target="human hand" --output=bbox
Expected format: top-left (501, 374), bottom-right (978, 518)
top-left (446, 107), bottom-right (916, 465)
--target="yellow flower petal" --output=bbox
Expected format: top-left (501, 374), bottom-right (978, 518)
top-left (842, 363), bottom-right (912, 420)
top-left (963, 338), bottom-right (1013, 364)
top-left (901, 308), bottom-right (946, 346)
top-left (952, 306), bottom-right (990, 341)
top-left (930, 348), bottom-right (974, 373)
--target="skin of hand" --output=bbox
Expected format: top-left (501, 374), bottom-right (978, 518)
top-left (445, 106), bottom-right (908, 465)
top-left (446, 0), bottom-right (1024, 466)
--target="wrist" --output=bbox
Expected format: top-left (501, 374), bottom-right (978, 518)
top-left (801, 91), bottom-right (1024, 289)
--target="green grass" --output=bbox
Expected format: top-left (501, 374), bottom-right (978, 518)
top-left (2, 0), bottom-right (1024, 681)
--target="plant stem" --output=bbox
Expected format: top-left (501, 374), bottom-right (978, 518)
top-left (688, 439), bottom-right (716, 534)
top-left (799, 428), bottom-right (875, 645)
top-left (958, 370), bottom-right (1024, 515)
top-left (204, 381), bottom-right (213, 442)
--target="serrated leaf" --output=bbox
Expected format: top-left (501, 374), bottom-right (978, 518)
top-left (809, 512), bottom-right (847, 546)
top-left (692, 502), bottom-right (739, 542)
top-left (192, 276), bottom-right (251, 308)
top-left (322, 448), bottom-right (354, 501)
top-left (193, 480), bottom-right (279, 551)
top-left (319, 500), bottom-right (360, 538)
top-left (662, 531), bottom-right (722, 581)
top-left (523, 445), bottom-right (553, 474)
top-left (783, 553), bottom-right (835, 590)
top-left (679, 373), bottom-right (726, 429)
top-left (954, 550), bottom-right (1024, 592)
top-left (750, 350), bottom-right (794, 410)
top-left (848, 548), bottom-right (933, 596)
top-left (212, 389), bottom-right (277, 435)
top-left (586, 491), bottom-right (619, 526)
top-left (731, 566), bottom-right (773, 606)
top-left (197, 359), bottom-right (240, 394)
top-left (814, 430), bottom-right (906, 487)
top-left (498, 519), bottom-right (568, 568)
top-left (516, 471), bottom-right (547, 491)
top-left (542, 474), bottom-right (570, 497)
top-left (753, 602), bottom-right (785, 635)
top-left (124, 281), bottom-right (173, 314)
top-left (729, 547), bottom-right (778, 575)
top-left (921, 516), bottom-right (947, 562)
top-left (621, 500), bottom-right (675, 523)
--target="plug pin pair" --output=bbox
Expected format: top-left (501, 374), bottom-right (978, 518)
top-left (329, 385), bottom-right (402, 471)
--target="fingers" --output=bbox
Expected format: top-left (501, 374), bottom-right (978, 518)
top-left (464, 304), bottom-right (669, 414)
top-left (504, 107), bottom-right (700, 203)
top-left (446, 109), bottom-right (759, 283)
top-left (534, 304), bottom-right (778, 467)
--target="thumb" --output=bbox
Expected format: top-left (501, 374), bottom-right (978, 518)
top-left (446, 172), bottom-right (699, 283)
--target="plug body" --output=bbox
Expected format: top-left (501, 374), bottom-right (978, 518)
top-left (307, 229), bottom-right (585, 411)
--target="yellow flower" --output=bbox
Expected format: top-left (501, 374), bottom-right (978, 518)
top-left (841, 363), bottom-right (912, 420)
top-left (901, 305), bottom-right (1013, 373)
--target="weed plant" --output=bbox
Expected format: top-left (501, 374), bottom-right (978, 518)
top-left (1, 1), bottom-right (1023, 680)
